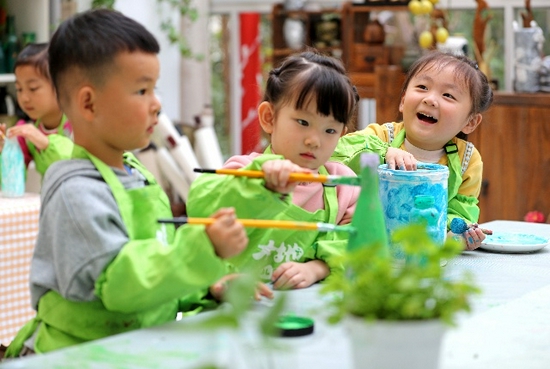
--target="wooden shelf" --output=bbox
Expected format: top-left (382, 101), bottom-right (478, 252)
top-left (271, 1), bottom-right (408, 112)
top-left (271, 3), bottom-right (343, 67)
top-left (468, 92), bottom-right (550, 222)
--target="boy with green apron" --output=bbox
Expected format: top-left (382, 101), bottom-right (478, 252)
top-left (3, 9), bottom-right (248, 357)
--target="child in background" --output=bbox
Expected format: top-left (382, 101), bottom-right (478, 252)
top-left (332, 51), bottom-right (494, 251)
top-left (4, 9), bottom-right (248, 357)
top-left (1, 43), bottom-right (73, 178)
top-left (187, 51), bottom-right (361, 291)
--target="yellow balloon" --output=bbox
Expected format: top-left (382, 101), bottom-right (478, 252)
top-left (420, 0), bottom-right (434, 14)
top-left (408, 0), bottom-right (423, 16)
top-left (436, 27), bottom-right (449, 44)
top-left (419, 31), bottom-right (434, 49)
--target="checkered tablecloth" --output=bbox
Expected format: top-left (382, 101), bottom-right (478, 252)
top-left (0, 193), bottom-right (40, 346)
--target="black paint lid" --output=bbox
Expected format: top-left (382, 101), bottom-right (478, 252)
top-left (275, 315), bottom-right (315, 337)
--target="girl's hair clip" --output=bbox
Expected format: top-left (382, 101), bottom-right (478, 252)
top-left (474, 63), bottom-right (479, 70)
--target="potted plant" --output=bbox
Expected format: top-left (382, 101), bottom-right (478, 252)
top-left (321, 223), bottom-right (480, 369)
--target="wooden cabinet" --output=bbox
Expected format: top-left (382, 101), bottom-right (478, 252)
top-left (271, 2), bottom-right (408, 100)
top-left (271, 3), bottom-right (343, 68)
top-left (468, 92), bottom-right (550, 223)
top-left (340, 2), bottom-right (407, 99)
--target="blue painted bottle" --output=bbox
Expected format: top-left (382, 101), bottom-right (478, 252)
top-left (378, 163), bottom-right (449, 260)
top-left (410, 195), bottom-right (439, 243)
top-left (1, 137), bottom-right (25, 197)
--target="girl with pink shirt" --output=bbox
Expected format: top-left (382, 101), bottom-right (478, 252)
top-left (0, 43), bottom-right (73, 178)
top-left (187, 51), bottom-right (361, 291)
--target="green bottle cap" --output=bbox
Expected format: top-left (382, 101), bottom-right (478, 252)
top-left (275, 314), bottom-right (314, 337)
top-left (414, 195), bottom-right (435, 209)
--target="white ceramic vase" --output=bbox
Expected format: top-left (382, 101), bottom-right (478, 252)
top-left (344, 316), bottom-right (446, 369)
top-left (283, 17), bottom-right (305, 50)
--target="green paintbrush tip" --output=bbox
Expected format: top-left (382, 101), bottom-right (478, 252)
top-left (317, 223), bottom-right (357, 234)
top-left (326, 175), bottom-right (362, 186)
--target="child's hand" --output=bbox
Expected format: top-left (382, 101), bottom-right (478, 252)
top-left (262, 159), bottom-right (303, 194)
top-left (7, 124), bottom-right (49, 150)
top-left (462, 227), bottom-right (486, 251)
top-left (206, 207), bottom-right (248, 259)
top-left (448, 227), bottom-right (486, 251)
top-left (386, 147), bottom-right (417, 171)
top-left (271, 260), bottom-right (329, 290)
top-left (209, 273), bottom-right (274, 302)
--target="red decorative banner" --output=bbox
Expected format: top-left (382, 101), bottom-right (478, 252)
top-left (240, 13), bottom-right (262, 155)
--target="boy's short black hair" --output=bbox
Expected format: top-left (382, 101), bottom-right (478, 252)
top-left (49, 8), bottom-right (160, 105)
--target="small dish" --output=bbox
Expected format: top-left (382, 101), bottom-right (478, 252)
top-left (479, 232), bottom-right (549, 253)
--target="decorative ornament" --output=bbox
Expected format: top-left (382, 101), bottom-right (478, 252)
top-left (473, 0), bottom-right (495, 80)
top-left (408, 0), bottom-right (449, 49)
top-left (524, 211), bottom-right (546, 223)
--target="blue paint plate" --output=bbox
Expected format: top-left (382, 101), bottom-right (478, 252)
top-left (480, 232), bottom-right (549, 253)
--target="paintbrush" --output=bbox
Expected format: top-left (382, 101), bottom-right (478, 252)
top-left (0, 129), bottom-right (6, 141)
top-left (450, 218), bottom-right (493, 235)
top-left (194, 168), bottom-right (361, 186)
top-left (158, 217), bottom-right (356, 233)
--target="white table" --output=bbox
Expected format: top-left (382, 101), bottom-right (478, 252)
top-left (0, 194), bottom-right (40, 346)
top-left (2, 221), bottom-right (550, 368)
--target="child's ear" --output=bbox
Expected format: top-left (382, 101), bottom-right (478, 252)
top-left (340, 125), bottom-right (348, 137)
top-left (398, 95), bottom-right (405, 113)
top-left (258, 101), bottom-right (275, 134)
top-left (461, 113), bottom-right (482, 134)
top-left (76, 85), bottom-right (96, 122)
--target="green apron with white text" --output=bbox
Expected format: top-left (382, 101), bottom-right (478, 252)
top-left (229, 164), bottom-right (340, 281)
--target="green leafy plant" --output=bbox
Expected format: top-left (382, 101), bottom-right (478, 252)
top-left (322, 224), bottom-right (480, 326)
top-left (158, 0), bottom-right (201, 59)
top-left (91, 0), bottom-right (115, 9)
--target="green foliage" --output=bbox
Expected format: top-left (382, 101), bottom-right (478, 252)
top-left (91, 0), bottom-right (115, 9)
top-left (322, 224), bottom-right (480, 326)
top-left (158, 0), bottom-right (202, 60)
top-left (186, 270), bottom-right (286, 341)
top-left (91, 0), bottom-right (199, 59)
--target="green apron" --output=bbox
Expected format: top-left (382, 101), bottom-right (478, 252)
top-left (6, 146), bottom-right (179, 356)
top-left (229, 164), bottom-right (340, 281)
top-left (27, 115), bottom-right (74, 176)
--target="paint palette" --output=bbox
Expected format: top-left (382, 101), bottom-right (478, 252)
top-left (479, 232), bottom-right (549, 253)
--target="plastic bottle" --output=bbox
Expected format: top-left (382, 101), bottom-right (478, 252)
top-left (1, 136), bottom-right (25, 197)
top-left (409, 195), bottom-right (440, 243)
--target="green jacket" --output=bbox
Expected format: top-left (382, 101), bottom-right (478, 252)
top-left (5, 146), bottom-right (225, 356)
top-left (28, 115), bottom-right (74, 177)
